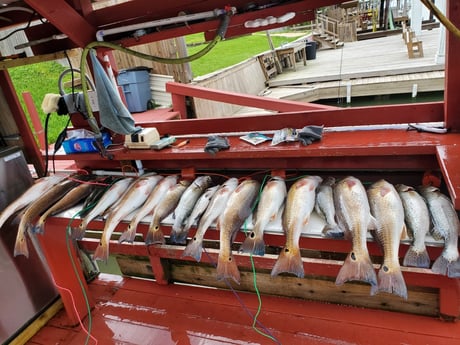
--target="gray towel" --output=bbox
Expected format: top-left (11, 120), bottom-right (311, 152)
top-left (90, 50), bottom-right (141, 135)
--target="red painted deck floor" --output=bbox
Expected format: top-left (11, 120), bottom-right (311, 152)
top-left (27, 273), bottom-right (460, 345)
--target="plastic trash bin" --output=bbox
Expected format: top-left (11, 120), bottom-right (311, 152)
top-left (305, 41), bottom-right (317, 60)
top-left (117, 67), bottom-right (151, 113)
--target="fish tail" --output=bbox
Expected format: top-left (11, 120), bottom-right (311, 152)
top-left (447, 259), bottom-right (460, 278)
top-left (93, 241), bottom-right (109, 262)
top-left (372, 265), bottom-right (408, 300)
top-left (70, 223), bottom-right (86, 240)
top-left (271, 247), bottom-right (304, 278)
top-left (239, 231), bottom-right (265, 256)
top-left (403, 246), bottom-right (430, 268)
top-left (14, 234), bottom-right (29, 258)
top-left (322, 224), bottom-right (344, 239)
top-left (169, 229), bottom-right (188, 245)
top-left (145, 225), bottom-right (165, 245)
top-left (182, 237), bottom-right (203, 262)
top-left (216, 254), bottom-right (241, 284)
top-left (118, 225), bottom-right (136, 244)
top-left (432, 255), bottom-right (449, 276)
top-left (335, 251), bottom-right (377, 286)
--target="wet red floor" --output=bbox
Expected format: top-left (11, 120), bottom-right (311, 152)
top-left (26, 273), bottom-right (460, 345)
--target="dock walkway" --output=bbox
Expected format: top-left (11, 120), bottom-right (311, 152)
top-left (264, 27), bottom-right (445, 103)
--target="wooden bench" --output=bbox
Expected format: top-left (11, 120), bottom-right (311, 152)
top-left (404, 27), bottom-right (424, 58)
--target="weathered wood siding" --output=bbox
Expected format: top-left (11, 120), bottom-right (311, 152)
top-left (112, 37), bottom-right (192, 83)
top-left (192, 57), bottom-right (267, 118)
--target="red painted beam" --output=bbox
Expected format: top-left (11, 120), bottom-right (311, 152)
top-left (166, 82), bottom-right (336, 114)
top-left (22, 92), bottom-right (45, 150)
top-left (25, 0), bottom-right (96, 48)
top-left (444, 0), bottom-right (460, 132)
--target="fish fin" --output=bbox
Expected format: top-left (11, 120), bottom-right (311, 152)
top-left (169, 229), bottom-right (188, 245)
top-left (145, 226), bottom-right (165, 245)
top-left (93, 242), bottom-right (109, 262)
top-left (368, 215), bottom-right (378, 231)
top-left (447, 259), bottom-right (460, 278)
top-left (216, 254), bottom-right (241, 284)
top-left (403, 247), bottom-right (430, 268)
top-left (182, 237), bottom-right (203, 262)
top-left (14, 235), bottom-right (29, 258)
top-left (239, 231), bottom-right (265, 256)
top-left (271, 247), bottom-right (304, 278)
top-left (71, 224), bottom-right (86, 240)
top-left (372, 265), bottom-right (408, 300)
top-left (322, 224), bottom-right (344, 238)
top-left (336, 251), bottom-right (377, 286)
top-left (302, 216), bottom-right (310, 226)
top-left (400, 223), bottom-right (410, 241)
top-left (431, 255), bottom-right (449, 275)
top-left (118, 226), bottom-right (136, 244)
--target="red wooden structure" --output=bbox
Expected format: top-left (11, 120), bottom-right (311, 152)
top-left (1, 0), bottom-right (459, 344)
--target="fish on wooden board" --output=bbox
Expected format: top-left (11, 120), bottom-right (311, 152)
top-left (72, 177), bottom-right (135, 240)
top-left (315, 176), bottom-right (343, 238)
top-left (368, 179), bottom-right (408, 300)
top-left (118, 175), bottom-right (178, 244)
top-left (239, 176), bottom-right (286, 256)
top-left (180, 185), bottom-right (220, 240)
top-left (182, 178), bottom-right (239, 262)
top-left (170, 175), bottom-right (213, 244)
top-left (418, 185), bottom-right (460, 278)
top-left (144, 179), bottom-right (191, 245)
top-left (333, 176), bottom-right (377, 288)
top-left (93, 175), bottom-right (161, 262)
top-left (33, 181), bottom-right (95, 234)
top-left (0, 174), bottom-right (68, 229)
top-left (271, 175), bottom-right (322, 279)
top-left (216, 179), bottom-right (260, 284)
top-left (396, 184), bottom-right (431, 268)
top-left (14, 178), bottom-right (80, 258)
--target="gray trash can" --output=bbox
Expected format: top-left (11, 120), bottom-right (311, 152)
top-left (305, 42), bottom-right (317, 60)
top-left (117, 67), bottom-right (151, 113)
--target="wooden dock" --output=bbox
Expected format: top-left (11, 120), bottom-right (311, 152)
top-left (265, 27), bottom-right (445, 103)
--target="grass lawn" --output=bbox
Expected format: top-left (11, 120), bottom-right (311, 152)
top-left (187, 32), bottom-right (301, 77)
top-left (8, 31), bottom-right (305, 143)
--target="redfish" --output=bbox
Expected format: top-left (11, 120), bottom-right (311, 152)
top-left (216, 179), bottom-right (260, 284)
top-left (239, 176), bottom-right (286, 256)
top-left (368, 179), bottom-right (407, 300)
top-left (271, 175), bottom-right (322, 279)
top-left (396, 184), bottom-right (431, 268)
top-left (93, 175), bottom-right (161, 262)
top-left (333, 176), bottom-right (377, 288)
top-left (72, 177), bottom-right (134, 240)
top-left (182, 178), bottom-right (238, 262)
top-left (144, 179), bottom-right (191, 245)
top-left (0, 174), bottom-right (68, 229)
top-left (118, 175), bottom-right (177, 244)
top-left (170, 175), bottom-right (213, 244)
top-left (418, 185), bottom-right (460, 278)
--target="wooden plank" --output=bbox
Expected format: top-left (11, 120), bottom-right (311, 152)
top-left (0, 49), bottom-right (79, 70)
top-left (115, 254), bottom-right (439, 317)
top-left (436, 145), bottom-right (460, 210)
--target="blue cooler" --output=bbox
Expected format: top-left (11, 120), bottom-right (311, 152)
top-left (117, 67), bottom-right (151, 113)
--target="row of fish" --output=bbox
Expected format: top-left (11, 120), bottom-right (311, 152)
top-left (0, 172), bottom-right (458, 301)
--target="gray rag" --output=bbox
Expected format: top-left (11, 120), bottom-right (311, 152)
top-left (90, 50), bottom-right (141, 135)
top-left (204, 135), bottom-right (230, 155)
top-left (298, 125), bottom-right (324, 145)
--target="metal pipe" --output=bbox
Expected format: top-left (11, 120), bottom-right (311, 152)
top-left (96, 7), bottom-right (235, 41)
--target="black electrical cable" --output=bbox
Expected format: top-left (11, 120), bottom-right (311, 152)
top-left (43, 112), bottom-right (52, 177)
top-left (0, 11), bottom-right (37, 42)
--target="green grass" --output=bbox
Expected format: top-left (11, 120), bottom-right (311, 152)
top-left (186, 32), bottom-right (300, 77)
top-left (9, 61), bottom-right (69, 143)
top-left (8, 31), bottom-right (303, 143)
